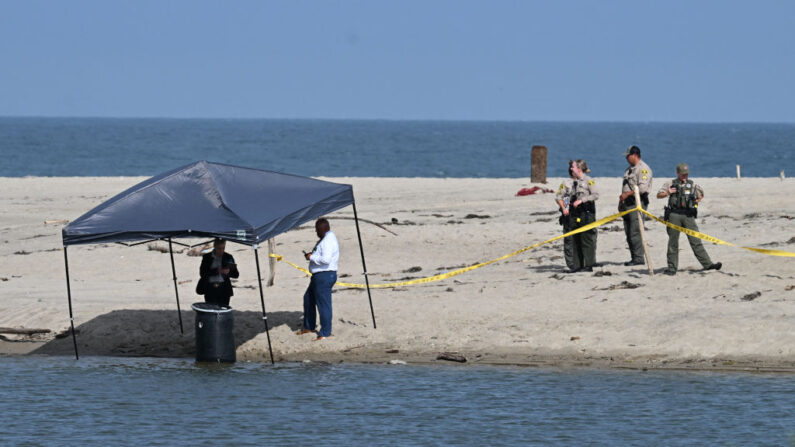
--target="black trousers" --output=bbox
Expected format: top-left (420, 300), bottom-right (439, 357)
top-left (204, 284), bottom-right (231, 307)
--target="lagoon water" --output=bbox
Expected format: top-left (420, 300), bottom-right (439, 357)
top-left (1, 357), bottom-right (793, 446)
top-left (1, 117), bottom-right (794, 178)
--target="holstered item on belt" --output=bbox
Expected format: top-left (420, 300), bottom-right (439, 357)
top-left (622, 192), bottom-right (648, 209)
top-left (559, 213), bottom-right (569, 226)
top-left (570, 201), bottom-right (596, 215)
top-left (664, 206), bottom-right (671, 221)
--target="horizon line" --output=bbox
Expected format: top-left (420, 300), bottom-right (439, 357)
top-left (1, 114), bottom-right (794, 125)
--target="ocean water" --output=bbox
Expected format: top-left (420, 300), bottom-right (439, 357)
top-left (1, 357), bottom-right (793, 446)
top-left (1, 117), bottom-right (793, 178)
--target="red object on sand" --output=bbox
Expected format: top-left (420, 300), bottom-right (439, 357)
top-left (516, 186), bottom-right (554, 196)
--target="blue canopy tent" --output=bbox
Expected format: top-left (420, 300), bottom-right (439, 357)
top-left (61, 161), bottom-right (376, 363)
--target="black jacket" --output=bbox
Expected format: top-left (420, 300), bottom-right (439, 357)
top-left (198, 252), bottom-right (239, 296)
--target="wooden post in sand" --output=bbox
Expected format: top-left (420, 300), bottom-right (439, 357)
top-left (633, 186), bottom-right (654, 276)
top-left (531, 145), bottom-right (547, 184)
top-left (267, 238), bottom-right (276, 286)
top-left (736, 164), bottom-right (741, 180)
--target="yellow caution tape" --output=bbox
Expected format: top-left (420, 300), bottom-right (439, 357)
top-left (270, 206), bottom-right (794, 289)
top-left (269, 208), bottom-right (636, 288)
top-left (640, 209), bottom-right (795, 258)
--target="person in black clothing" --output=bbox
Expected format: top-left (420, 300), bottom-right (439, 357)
top-left (198, 238), bottom-right (239, 307)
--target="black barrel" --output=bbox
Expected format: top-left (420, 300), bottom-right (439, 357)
top-left (192, 303), bottom-right (235, 363)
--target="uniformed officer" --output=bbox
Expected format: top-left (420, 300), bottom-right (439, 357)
top-left (555, 159), bottom-right (599, 272)
top-left (656, 163), bottom-right (722, 275)
top-left (618, 145), bottom-right (653, 266)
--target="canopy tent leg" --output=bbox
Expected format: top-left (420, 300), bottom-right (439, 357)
top-left (352, 200), bottom-right (377, 329)
top-left (254, 249), bottom-right (275, 364)
top-left (168, 238), bottom-right (184, 334)
top-left (63, 247), bottom-right (79, 360)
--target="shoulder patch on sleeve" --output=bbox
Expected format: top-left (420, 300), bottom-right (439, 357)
top-left (641, 169), bottom-right (648, 174)
top-left (588, 179), bottom-right (595, 186)
top-left (558, 183), bottom-right (565, 192)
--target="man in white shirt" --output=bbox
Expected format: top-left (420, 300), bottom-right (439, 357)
top-left (297, 218), bottom-right (339, 340)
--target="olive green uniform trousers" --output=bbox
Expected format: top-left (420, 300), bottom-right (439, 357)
top-left (621, 203), bottom-right (647, 263)
top-left (561, 217), bottom-right (576, 270)
top-left (666, 212), bottom-right (713, 271)
top-left (570, 213), bottom-right (597, 269)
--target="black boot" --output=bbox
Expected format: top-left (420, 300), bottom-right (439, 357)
top-left (706, 262), bottom-right (722, 271)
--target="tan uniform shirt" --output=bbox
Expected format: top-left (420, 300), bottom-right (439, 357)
top-left (622, 159), bottom-right (653, 195)
top-left (556, 175), bottom-right (599, 204)
top-left (658, 179), bottom-right (704, 200)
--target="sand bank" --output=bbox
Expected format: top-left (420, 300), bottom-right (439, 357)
top-left (1, 176), bottom-right (793, 371)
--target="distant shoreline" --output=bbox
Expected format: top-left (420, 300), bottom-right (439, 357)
top-left (3, 115), bottom-right (795, 125)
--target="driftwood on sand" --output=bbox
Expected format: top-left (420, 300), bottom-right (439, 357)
top-left (0, 327), bottom-right (51, 335)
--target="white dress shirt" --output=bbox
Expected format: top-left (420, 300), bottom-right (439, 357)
top-left (209, 255), bottom-right (224, 284)
top-left (308, 231), bottom-right (339, 274)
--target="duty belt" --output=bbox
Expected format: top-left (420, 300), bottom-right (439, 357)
top-left (623, 192), bottom-right (649, 208)
top-left (669, 207), bottom-right (697, 217)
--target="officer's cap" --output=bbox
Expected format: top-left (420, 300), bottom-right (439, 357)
top-left (623, 145), bottom-right (641, 157)
top-left (676, 163), bottom-right (689, 174)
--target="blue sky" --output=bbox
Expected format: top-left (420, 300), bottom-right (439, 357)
top-left (1, 1), bottom-right (793, 122)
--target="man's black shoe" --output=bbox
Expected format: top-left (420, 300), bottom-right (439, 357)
top-left (624, 260), bottom-right (645, 266)
top-left (706, 262), bottom-right (722, 271)
top-left (664, 268), bottom-right (677, 276)
top-left (581, 266), bottom-right (594, 272)
top-left (567, 268), bottom-right (581, 274)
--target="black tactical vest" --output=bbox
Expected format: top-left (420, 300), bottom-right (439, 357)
top-left (667, 178), bottom-right (697, 214)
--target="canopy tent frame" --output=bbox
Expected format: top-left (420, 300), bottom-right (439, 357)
top-left (62, 202), bottom-right (376, 364)
top-left (61, 161), bottom-right (377, 364)
top-left (115, 238), bottom-right (215, 249)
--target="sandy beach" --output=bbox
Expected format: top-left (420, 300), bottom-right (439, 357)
top-left (1, 176), bottom-right (793, 371)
